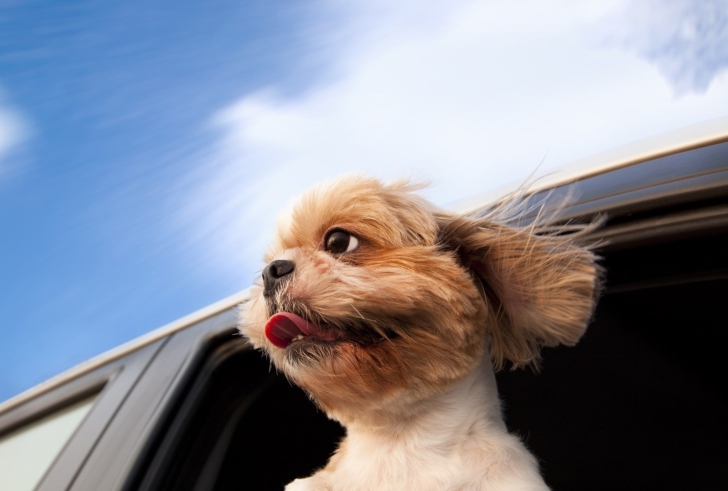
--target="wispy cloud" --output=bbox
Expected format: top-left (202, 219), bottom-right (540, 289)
top-left (599, 0), bottom-right (728, 95)
top-left (0, 92), bottom-right (27, 174)
top-left (178, 0), bottom-right (728, 281)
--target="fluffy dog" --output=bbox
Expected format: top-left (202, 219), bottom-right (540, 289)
top-left (241, 176), bottom-right (600, 491)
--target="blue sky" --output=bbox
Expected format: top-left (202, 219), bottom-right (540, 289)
top-left (1, 0), bottom-right (727, 403)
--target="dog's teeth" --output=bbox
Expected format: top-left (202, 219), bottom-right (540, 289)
top-left (293, 334), bottom-right (305, 342)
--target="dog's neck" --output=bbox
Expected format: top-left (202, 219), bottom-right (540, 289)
top-left (306, 355), bottom-right (547, 491)
top-left (306, 355), bottom-right (548, 491)
top-left (344, 354), bottom-right (507, 446)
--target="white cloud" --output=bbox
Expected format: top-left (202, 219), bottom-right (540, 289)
top-left (598, 0), bottom-right (728, 95)
top-left (180, 0), bottom-right (728, 280)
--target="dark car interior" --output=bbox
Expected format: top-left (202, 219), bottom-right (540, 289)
top-left (131, 339), bottom-right (343, 491)
top-left (498, 231), bottom-right (728, 490)
top-left (128, 225), bottom-right (728, 491)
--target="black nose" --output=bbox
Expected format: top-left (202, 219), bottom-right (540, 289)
top-left (262, 259), bottom-right (295, 297)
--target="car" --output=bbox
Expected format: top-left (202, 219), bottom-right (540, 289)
top-left (1, 120), bottom-right (727, 491)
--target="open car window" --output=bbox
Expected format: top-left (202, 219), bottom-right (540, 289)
top-left (123, 155), bottom-right (728, 490)
top-left (496, 218), bottom-right (728, 490)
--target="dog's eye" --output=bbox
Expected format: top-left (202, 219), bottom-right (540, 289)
top-left (325, 230), bottom-right (359, 254)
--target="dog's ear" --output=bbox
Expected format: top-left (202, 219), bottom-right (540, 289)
top-left (436, 211), bottom-right (601, 369)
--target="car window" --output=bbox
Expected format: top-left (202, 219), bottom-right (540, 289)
top-left (496, 229), bottom-right (728, 490)
top-left (125, 230), bottom-right (727, 491)
top-left (130, 339), bottom-right (344, 491)
top-left (0, 395), bottom-right (97, 491)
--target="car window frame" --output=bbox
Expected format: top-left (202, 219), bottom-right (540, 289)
top-left (0, 338), bottom-right (165, 491)
top-left (69, 308), bottom-right (240, 491)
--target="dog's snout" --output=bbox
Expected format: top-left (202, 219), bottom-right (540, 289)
top-left (262, 259), bottom-right (295, 297)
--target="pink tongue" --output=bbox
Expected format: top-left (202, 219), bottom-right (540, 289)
top-left (265, 312), bottom-right (319, 348)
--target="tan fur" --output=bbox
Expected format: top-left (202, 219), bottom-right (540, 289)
top-left (240, 175), bottom-right (601, 489)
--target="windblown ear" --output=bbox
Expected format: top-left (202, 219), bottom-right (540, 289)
top-left (437, 212), bottom-right (602, 369)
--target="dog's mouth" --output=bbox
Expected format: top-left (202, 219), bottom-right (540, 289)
top-left (265, 312), bottom-right (341, 348)
top-left (264, 311), bottom-right (397, 350)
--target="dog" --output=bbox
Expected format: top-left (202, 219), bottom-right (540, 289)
top-left (240, 175), bottom-right (600, 490)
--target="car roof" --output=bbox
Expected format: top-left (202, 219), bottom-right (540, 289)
top-left (453, 116), bottom-right (728, 214)
top-left (2, 116), bottom-right (728, 415)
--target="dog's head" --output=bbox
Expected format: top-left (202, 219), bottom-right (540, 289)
top-left (241, 176), bottom-right (600, 423)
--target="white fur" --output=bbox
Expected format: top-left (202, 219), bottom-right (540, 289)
top-left (286, 354), bottom-right (548, 491)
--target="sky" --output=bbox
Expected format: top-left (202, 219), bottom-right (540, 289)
top-left (0, 0), bottom-right (727, 403)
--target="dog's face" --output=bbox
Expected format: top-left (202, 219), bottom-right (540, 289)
top-left (241, 176), bottom-right (599, 423)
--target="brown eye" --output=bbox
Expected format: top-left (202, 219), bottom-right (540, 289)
top-left (325, 230), bottom-right (359, 254)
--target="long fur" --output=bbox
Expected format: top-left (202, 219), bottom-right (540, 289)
top-left (240, 175), bottom-right (601, 490)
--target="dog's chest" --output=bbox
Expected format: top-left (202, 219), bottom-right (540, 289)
top-left (325, 433), bottom-right (473, 491)
top-left (313, 427), bottom-right (547, 491)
